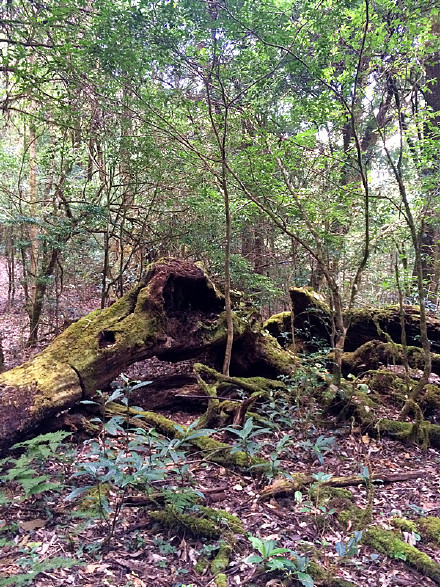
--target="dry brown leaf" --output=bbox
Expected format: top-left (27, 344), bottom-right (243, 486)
top-left (21, 519), bottom-right (47, 531)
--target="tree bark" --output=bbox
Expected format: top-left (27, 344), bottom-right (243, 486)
top-left (0, 259), bottom-right (292, 453)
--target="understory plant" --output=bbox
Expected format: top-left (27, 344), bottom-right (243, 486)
top-left (0, 430), bottom-right (72, 501)
top-left (246, 535), bottom-right (314, 587)
top-left (67, 376), bottom-right (215, 546)
top-left (0, 547), bottom-right (81, 587)
top-left (222, 417), bottom-right (271, 464)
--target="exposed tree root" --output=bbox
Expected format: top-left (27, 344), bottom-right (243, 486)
top-left (193, 363), bottom-right (287, 427)
top-left (324, 382), bottom-right (440, 448)
top-left (105, 402), bottom-right (271, 471)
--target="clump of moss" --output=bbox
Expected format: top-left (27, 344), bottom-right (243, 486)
top-left (364, 526), bottom-right (440, 582)
top-left (215, 574), bottom-right (227, 587)
top-left (194, 557), bottom-right (209, 574)
top-left (375, 418), bottom-right (440, 448)
top-left (418, 517), bottom-right (440, 545)
top-left (149, 506), bottom-right (243, 539)
top-left (334, 498), bottom-right (370, 531)
top-left (310, 485), bottom-right (353, 504)
top-left (420, 385), bottom-right (440, 416)
top-left (391, 517), bottom-right (418, 533)
top-left (333, 383), bottom-right (378, 426)
top-left (211, 540), bottom-right (232, 575)
top-left (149, 508), bottom-right (220, 538)
top-left (307, 562), bottom-right (358, 586)
top-left (198, 506), bottom-right (243, 534)
top-left (367, 370), bottom-right (408, 398)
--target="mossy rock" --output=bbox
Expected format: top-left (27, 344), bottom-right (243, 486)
top-left (364, 526), bottom-right (440, 583)
top-left (264, 311), bottom-right (292, 347)
top-left (328, 383), bottom-right (377, 426)
top-left (366, 370), bottom-right (409, 398)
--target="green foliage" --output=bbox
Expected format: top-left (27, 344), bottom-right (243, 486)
top-left (68, 377), bottom-right (215, 546)
top-left (0, 541), bottom-right (81, 587)
top-left (222, 417), bottom-right (270, 462)
top-left (299, 435), bottom-right (337, 465)
top-left (335, 530), bottom-right (363, 558)
top-left (246, 535), bottom-right (314, 586)
top-left (0, 431), bottom-right (71, 500)
top-left (250, 433), bottom-right (294, 481)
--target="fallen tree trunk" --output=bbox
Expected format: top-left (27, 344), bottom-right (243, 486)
top-left (0, 259), bottom-right (293, 453)
top-left (342, 340), bottom-right (440, 376)
top-left (260, 470), bottom-right (425, 500)
top-left (265, 288), bottom-right (440, 354)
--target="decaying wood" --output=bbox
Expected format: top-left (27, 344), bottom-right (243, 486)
top-left (0, 259), bottom-right (293, 453)
top-left (260, 470), bottom-right (426, 500)
top-left (341, 340), bottom-right (440, 376)
top-left (193, 363), bottom-right (287, 427)
top-left (265, 288), bottom-right (440, 354)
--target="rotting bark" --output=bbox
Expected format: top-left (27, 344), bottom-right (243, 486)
top-left (0, 258), bottom-right (293, 453)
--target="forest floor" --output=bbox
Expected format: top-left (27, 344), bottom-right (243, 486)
top-left (0, 258), bottom-right (440, 587)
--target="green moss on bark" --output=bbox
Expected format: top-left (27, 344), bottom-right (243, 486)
top-left (391, 518), bottom-right (418, 533)
top-left (418, 517), bottom-right (440, 545)
top-left (375, 418), bottom-right (440, 448)
top-left (307, 562), bottom-right (358, 586)
top-left (364, 526), bottom-right (440, 583)
top-left (149, 506), bottom-right (243, 539)
top-left (211, 541), bottom-right (232, 575)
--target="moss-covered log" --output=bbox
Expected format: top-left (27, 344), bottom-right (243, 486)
top-left (265, 288), bottom-right (331, 350)
top-left (0, 259), bottom-right (293, 453)
top-left (364, 527), bottom-right (440, 584)
top-left (342, 340), bottom-right (440, 376)
top-left (266, 289), bottom-right (440, 355)
top-left (259, 470), bottom-right (424, 500)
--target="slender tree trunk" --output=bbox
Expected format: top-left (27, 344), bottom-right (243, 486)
top-left (28, 249), bottom-right (60, 345)
top-left (222, 172), bottom-right (233, 376)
